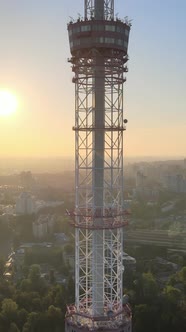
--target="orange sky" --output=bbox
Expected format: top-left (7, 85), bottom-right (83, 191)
top-left (0, 0), bottom-right (185, 159)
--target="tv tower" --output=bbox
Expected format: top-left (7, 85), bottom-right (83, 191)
top-left (66, 1), bottom-right (132, 331)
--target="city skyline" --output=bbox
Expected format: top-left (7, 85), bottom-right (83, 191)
top-left (0, 0), bottom-right (185, 158)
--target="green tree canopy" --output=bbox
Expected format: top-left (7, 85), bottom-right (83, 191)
top-left (1, 298), bottom-right (18, 320)
top-left (8, 322), bottom-right (20, 332)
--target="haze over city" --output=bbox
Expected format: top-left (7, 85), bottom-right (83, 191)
top-left (0, 0), bottom-right (185, 159)
top-left (0, 1), bottom-right (186, 332)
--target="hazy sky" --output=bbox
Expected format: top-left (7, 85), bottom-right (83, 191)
top-left (0, 0), bottom-right (185, 158)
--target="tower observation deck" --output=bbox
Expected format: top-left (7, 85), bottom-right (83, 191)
top-left (66, 1), bottom-right (132, 331)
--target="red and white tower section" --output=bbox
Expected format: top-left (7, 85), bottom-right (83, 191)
top-left (66, 1), bottom-right (132, 331)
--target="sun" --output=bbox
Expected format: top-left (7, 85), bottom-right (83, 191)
top-left (0, 90), bottom-right (18, 116)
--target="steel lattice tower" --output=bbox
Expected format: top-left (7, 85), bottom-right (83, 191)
top-left (66, 1), bottom-right (132, 331)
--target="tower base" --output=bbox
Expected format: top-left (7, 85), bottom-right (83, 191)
top-left (65, 321), bottom-right (132, 332)
top-left (65, 305), bottom-right (132, 332)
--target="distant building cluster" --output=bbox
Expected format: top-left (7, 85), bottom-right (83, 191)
top-left (127, 158), bottom-right (186, 199)
top-left (133, 170), bottom-right (159, 200)
top-left (15, 191), bottom-right (64, 215)
top-left (16, 192), bottom-right (36, 215)
top-left (32, 214), bottom-right (57, 239)
top-left (35, 199), bottom-right (64, 211)
top-left (163, 174), bottom-right (186, 193)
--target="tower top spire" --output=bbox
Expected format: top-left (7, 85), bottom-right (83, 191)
top-left (84, 0), bottom-right (114, 20)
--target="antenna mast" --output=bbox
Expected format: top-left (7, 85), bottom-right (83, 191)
top-left (66, 1), bottom-right (132, 331)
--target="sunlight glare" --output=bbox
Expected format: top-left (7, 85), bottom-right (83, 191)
top-left (0, 90), bottom-right (18, 116)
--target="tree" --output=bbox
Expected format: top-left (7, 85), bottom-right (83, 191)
top-left (28, 265), bottom-right (47, 294)
top-left (133, 272), bottom-right (158, 304)
top-left (20, 279), bottom-right (32, 292)
top-left (8, 322), bottom-right (20, 332)
top-left (64, 243), bottom-right (74, 255)
top-left (22, 312), bottom-right (39, 332)
top-left (158, 285), bottom-right (186, 332)
top-left (31, 298), bottom-right (42, 312)
top-left (163, 285), bottom-right (181, 304)
top-left (179, 266), bottom-right (186, 283)
top-left (47, 305), bottom-right (63, 331)
top-left (16, 309), bottom-right (28, 331)
top-left (28, 265), bottom-right (41, 284)
top-left (142, 272), bottom-right (158, 302)
top-left (0, 279), bottom-right (15, 298)
top-left (133, 304), bottom-right (158, 332)
top-left (0, 312), bottom-right (8, 332)
top-left (1, 298), bottom-right (18, 321)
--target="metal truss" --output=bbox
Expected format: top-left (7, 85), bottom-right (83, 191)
top-left (67, 48), bottom-right (129, 324)
top-left (85, 0), bottom-right (114, 20)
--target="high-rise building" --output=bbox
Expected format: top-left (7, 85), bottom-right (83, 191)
top-left (66, 1), bottom-right (132, 331)
top-left (16, 192), bottom-right (36, 215)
